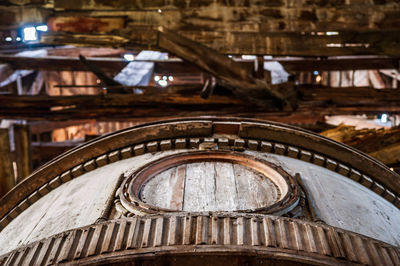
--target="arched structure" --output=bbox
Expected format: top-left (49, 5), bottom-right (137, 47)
top-left (0, 118), bottom-right (399, 265)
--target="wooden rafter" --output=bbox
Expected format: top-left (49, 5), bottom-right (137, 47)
top-left (0, 85), bottom-right (399, 121)
top-left (0, 55), bottom-right (398, 73)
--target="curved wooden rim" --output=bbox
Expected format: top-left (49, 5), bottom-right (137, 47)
top-left (1, 117), bottom-right (399, 222)
top-left (121, 151), bottom-right (299, 215)
top-left (1, 213), bottom-right (398, 265)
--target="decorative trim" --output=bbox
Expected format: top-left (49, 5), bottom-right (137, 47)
top-left (1, 119), bottom-right (399, 233)
top-left (0, 213), bottom-right (399, 266)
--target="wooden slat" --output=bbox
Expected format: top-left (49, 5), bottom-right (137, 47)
top-left (13, 124), bottom-right (31, 184)
top-left (183, 162), bottom-right (216, 211)
top-left (234, 164), bottom-right (277, 209)
top-left (141, 167), bottom-right (176, 209)
top-left (214, 162), bottom-right (237, 211)
top-left (0, 129), bottom-right (14, 198)
top-left (170, 165), bottom-right (186, 211)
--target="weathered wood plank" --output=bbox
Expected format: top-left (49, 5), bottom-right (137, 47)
top-left (0, 128), bottom-right (14, 197)
top-left (233, 164), bottom-right (277, 209)
top-left (183, 162), bottom-right (216, 211)
top-left (48, 16), bottom-right (125, 34)
top-left (13, 124), bottom-right (31, 184)
top-left (0, 86), bottom-right (399, 121)
top-left (42, 30), bottom-right (400, 56)
top-left (51, 2), bottom-right (400, 32)
top-left (169, 165), bottom-right (186, 211)
top-left (1, 55), bottom-right (397, 73)
top-left (214, 162), bottom-right (237, 211)
top-left (141, 167), bottom-right (176, 210)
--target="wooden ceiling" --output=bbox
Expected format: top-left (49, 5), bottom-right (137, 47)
top-left (1, 0), bottom-right (400, 195)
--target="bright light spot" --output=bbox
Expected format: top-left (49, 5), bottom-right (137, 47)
top-left (326, 31), bottom-right (339, 36)
top-left (162, 76), bottom-right (167, 80)
top-left (228, 55), bottom-right (233, 58)
top-left (241, 55), bottom-right (256, 60)
top-left (316, 75), bottom-right (322, 82)
top-left (16, 37), bottom-right (21, 41)
top-left (326, 43), bottom-right (343, 47)
top-left (23, 27), bottom-right (37, 41)
top-left (154, 75), bottom-right (160, 81)
top-left (313, 70), bottom-right (319, 75)
top-left (36, 25), bottom-right (48, 32)
top-left (123, 53), bottom-right (134, 61)
top-left (390, 168), bottom-right (394, 171)
top-left (5, 37), bottom-right (12, 42)
top-left (168, 76), bottom-right (174, 81)
top-left (96, 79), bottom-right (101, 84)
top-left (158, 80), bottom-right (168, 87)
top-left (381, 113), bottom-right (388, 123)
top-left (158, 9), bottom-right (162, 13)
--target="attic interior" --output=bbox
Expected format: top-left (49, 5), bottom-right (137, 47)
top-left (0, 0), bottom-right (400, 198)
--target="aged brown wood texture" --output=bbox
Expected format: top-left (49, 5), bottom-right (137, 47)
top-left (141, 162), bottom-right (279, 211)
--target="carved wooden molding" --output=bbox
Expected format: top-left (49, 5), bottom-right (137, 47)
top-left (0, 213), bottom-right (399, 265)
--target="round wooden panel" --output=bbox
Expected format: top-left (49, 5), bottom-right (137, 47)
top-left (120, 151), bottom-right (299, 215)
top-left (140, 162), bottom-right (280, 212)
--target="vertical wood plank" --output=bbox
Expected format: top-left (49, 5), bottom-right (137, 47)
top-left (153, 217), bottom-right (164, 247)
top-left (0, 129), bottom-right (14, 197)
top-left (167, 216), bottom-right (177, 246)
top-left (141, 167), bottom-right (176, 209)
top-left (234, 164), bottom-right (277, 209)
top-left (183, 163), bottom-right (215, 211)
top-left (169, 165), bottom-right (186, 210)
top-left (13, 124), bottom-right (31, 184)
top-left (211, 216), bottom-right (219, 245)
top-left (214, 162), bottom-right (237, 211)
top-left (223, 217), bottom-right (231, 245)
top-left (262, 218), bottom-right (277, 247)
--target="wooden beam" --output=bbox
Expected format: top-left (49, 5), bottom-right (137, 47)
top-left (51, 2), bottom-right (400, 32)
top-left (157, 29), bottom-right (294, 108)
top-left (78, 55), bottom-right (125, 93)
top-left (0, 85), bottom-right (399, 120)
top-left (13, 124), bottom-right (31, 184)
top-left (0, 129), bottom-right (14, 198)
top-left (299, 85), bottom-right (400, 103)
top-left (0, 55), bottom-right (397, 74)
top-left (42, 30), bottom-right (400, 57)
top-left (273, 57), bottom-right (400, 72)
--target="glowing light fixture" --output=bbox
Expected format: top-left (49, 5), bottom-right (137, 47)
top-left (23, 26), bottom-right (38, 41)
top-left (36, 25), bottom-right (48, 32)
top-left (5, 37), bottom-right (12, 42)
top-left (380, 113), bottom-right (388, 123)
top-left (168, 76), bottom-right (174, 81)
top-left (158, 80), bottom-right (168, 87)
top-left (154, 75), bottom-right (161, 81)
top-left (123, 54), bottom-right (134, 61)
